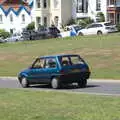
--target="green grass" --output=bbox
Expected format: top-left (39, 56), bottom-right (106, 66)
top-left (0, 33), bottom-right (120, 79)
top-left (0, 88), bottom-right (120, 120)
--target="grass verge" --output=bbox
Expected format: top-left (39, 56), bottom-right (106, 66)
top-left (0, 88), bottom-right (120, 120)
top-left (0, 33), bottom-right (120, 79)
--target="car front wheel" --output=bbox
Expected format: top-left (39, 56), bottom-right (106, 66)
top-left (51, 77), bottom-right (60, 89)
top-left (20, 77), bottom-right (29, 88)
top-left (97, 31), bottom-right (102, 35)
top-left (78, 32), bottom-right (83, 36)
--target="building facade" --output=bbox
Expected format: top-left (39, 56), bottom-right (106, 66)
top-left (34, 0), bottom-right (120, 30)
top-left (76, 0), bottom-right (120, 24)
top-left (0, 0), bottom-right (33, 33)
top-left (34, 0), bottom-right (73, 30)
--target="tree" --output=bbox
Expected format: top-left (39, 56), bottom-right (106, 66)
top-left (0, 29), bottom-right (10, 39)
top-left (26, 22), bottom-right (35, 30)
top-left (96, 12), bottom-right (105, 22)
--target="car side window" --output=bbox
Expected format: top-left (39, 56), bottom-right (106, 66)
top-left (32, 58), bottom-right (45, 69)
top-left (61, 57), bottom-right (70, 66)
top-left (45, 58), bottom-right (57, 68)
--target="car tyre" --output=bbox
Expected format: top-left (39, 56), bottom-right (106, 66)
top-left (20, 77), bottom-right (29, 88)
top-left (78, 79), bottom-right (87, 88)
top-left (78, 32), bottom-right (83, 36)
top-left (51, 77), bottom-right (60, 89)
top-left (97, 31), bottom-right (102, 35)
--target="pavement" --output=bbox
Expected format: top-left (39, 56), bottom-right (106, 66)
top-left (0, 77), bottom-right (120, 82)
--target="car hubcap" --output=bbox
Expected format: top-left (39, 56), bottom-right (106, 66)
top-left (51, 78), bottom-right (58, 89)
top-left (21, 78), bottom-right (27, 87)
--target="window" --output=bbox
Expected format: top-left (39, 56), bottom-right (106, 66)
top-left (54, 16), bottom-right (59, 26)
top-left (0, 14), bottom-right (2, 23)
top-left (43, 0), bottom-right (47, 8)
top-left (96, 0), bottom-right (101, 11)
top-left (32, 58), bottom-right (45, 68)
top-left (22, 14), bottom-right (25, 23)
top-left (44, 17), bottom-right (47, 26)
top-left (45, 58), bottom-right (57, 68)
top-left (54, 0), bottom-right (59, 8)
top-left (10, 14), bottom-right (13, 22)
top-left (76, 0), bottom-right (88, 13)
top-left (36, 0), bottom-right (41, 8)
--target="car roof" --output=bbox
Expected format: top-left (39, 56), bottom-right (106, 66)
top-left (40, 54), bottom-right (79, 59)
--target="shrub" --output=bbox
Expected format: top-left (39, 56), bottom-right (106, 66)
top-left (26, 22), bottom-right (35, 30)
top-left (0, 29), bottom-right (10, 39)
top-left (77, 17), bottom-right (94, 27)
top-left (66, 18), bottom-right (76, 26)
top-left (116, 24), bottom-right (120, 31)
top-left (96, 12), bottom-right (105, 22)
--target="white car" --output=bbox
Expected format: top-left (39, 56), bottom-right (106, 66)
top-left (60, 25), bottom-right (82, 37)
top-left (5, 33), bottom-right (24, 42)
top-left (77, 22), bottom-right (118, 36)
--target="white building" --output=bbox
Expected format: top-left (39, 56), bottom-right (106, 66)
top-left (76, 0), bottom-right (120, 23)
top-left (33, 0), bottom-right (73, 30)
top-left (0, 0), bottom-right (33, 33)
top-left (33, 0), bottom-right (120, 30)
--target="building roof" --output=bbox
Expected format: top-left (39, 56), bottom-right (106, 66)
top-left (0, 0), bottom-right (33, 16)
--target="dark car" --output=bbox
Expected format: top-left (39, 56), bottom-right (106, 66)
top-left (18, 54), bottom-right (91, 89)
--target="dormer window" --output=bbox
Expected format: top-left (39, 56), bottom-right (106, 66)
top-left (0, 14), bottom-right (3, 23)
top-left (10, 14), bottom-right (13, 22)
top-left (22, 14), bottom-right (25, 23)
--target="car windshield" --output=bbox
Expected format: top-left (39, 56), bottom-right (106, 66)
top-left (60, 56), bottom-right (84, 66)
top-left (74, 26), bottom-right (82, 32)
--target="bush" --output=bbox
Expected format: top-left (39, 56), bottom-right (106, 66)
top-left (66, 18), bottom-right (76, 26)
top-left (26, 22), bottom-right (35, 30)
top-left (0, 29), bottom-right (10, 39)
top-left (96, 12), bottom-right (105, 22)
top-left (116, 24), bottom-right (120, 31)
top-left (77, 17), bottom-right (94, 27)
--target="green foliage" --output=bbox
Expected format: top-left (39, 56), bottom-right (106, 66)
top-left (96, 12), bottom-right (105, 22)
top-left (0, 29), bottom-right (10, 39)
top-left (77, 17), bottom-right (94, 27)
top-left (26, 22), bottom-right (35, 30)
top-left (66, 18), bottom-right (76, 26)
top-left (116, 24), bottom-right (120, 31)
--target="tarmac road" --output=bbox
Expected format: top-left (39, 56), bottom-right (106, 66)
top-left (0, 77), bottom-right (120, 96)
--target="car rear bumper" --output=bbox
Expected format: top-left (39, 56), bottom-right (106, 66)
top-left (58, 72), bottom-right (90, 83)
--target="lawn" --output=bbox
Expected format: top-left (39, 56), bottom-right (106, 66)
top-left (0, 88), bottom-right (120, 120)
top-left (0, 33), bottom-right (120, 79)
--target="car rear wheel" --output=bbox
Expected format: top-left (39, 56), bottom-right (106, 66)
top-left (51, 77), bottom-right (60, 89)
top-left (20, 77), bottom-right (29, 88)
top-left (78, 79), bottom-right (87, 88)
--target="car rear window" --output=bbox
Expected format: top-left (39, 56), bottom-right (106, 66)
top-left (61, 56), bottom-right (84, 66)
top-left (104, 22), bottom-right (114, 26)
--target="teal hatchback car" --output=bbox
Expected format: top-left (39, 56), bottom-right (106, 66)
top-left (18, 54), bottom-right (91, 89)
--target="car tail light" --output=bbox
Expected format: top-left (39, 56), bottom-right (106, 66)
top-left (60, 70), bottom-right (65, 74)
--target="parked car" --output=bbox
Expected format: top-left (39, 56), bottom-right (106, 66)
top-left (38, 26), bottom-right (61, 39)
top-left (18, 54), bottom-right (91, 89)
top-left (77, 22), bottom-right (118, 36)
top-left (4, 33), bottom-right (24, 42)
top-left (60, 25), bottom-right (82, 37)
top-left (0, 37), bottom-right (6, 43)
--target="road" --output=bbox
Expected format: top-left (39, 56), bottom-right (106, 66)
top-left (0, 77), bottom-right (120, 96)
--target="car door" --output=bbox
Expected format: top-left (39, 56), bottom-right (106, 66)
top-left (29, 58), bottom-right (49, 83)
top-left (86, 24), bottom-right (97, 35)
top-left (43, 57), bottom-right (58, 82)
